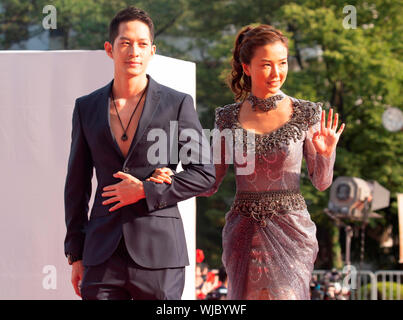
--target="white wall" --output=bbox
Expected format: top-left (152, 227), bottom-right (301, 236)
top-left (0, 50), bottom-right (196, 299)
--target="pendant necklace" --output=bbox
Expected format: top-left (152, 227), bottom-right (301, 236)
top-left (111, 82), bottom-right (148, 141)
top-left (247, 91), bottom-right (286, 112)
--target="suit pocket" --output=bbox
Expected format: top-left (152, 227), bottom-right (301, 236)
top-left (90, 201), bottom-right (181, 219)
top-left (89, 203), bottom-right (111, 219)
top-left (147, 206), bottom-right (181, 219)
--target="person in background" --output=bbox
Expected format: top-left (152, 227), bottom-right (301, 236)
top-left (207, 266), bottom-right (228, 300)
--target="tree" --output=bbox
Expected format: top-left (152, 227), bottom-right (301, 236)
top-left (0, 0), bottom-right (187, 50)
top-left (178, 0), bottom-right (403, 269)
top-left (2, 0), bottom-right (401, 270)
top-left (0, 0), bottom-right (35, 49)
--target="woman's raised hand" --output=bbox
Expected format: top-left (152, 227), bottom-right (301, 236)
top-left (312, 108), bottom-right (345, 158)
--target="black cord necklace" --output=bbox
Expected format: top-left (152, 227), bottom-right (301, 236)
top-left (110, 82), bottom-right (148, 141)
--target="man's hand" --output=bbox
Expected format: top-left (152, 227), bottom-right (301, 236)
top-left (102, 171), bottom-right (146, 212)
top-left (71, 260), bottom-right (84, 298)
top-left (146, 167), bottom-right (174, 184)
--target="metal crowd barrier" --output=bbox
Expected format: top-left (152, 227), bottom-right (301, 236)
top-left (312, 269), bottom-right (403, 300)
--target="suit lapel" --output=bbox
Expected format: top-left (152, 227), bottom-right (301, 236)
top-left (124, 75), bottom-right (161, 163)
top-left (98, 80), bottom-right (126, 161)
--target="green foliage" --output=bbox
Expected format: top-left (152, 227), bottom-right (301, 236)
top-left (361, 282), bottom-right (403, 300)
top-left (0, 0), bottom-right (187, 49)
top-left (2, 0), bottom-right (402, 269)
top-left (0, 0), bottom-right (35, 49)
top-left (188, 0), bottom-right (403, 269)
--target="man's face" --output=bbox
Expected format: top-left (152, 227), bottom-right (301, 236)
top-left (105, 20), bottom-right (156, 78)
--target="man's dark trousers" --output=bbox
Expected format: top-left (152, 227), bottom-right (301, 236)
top-left (80, 237), bottom-right (185, 299)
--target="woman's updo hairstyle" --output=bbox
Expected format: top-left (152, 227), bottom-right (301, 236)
top-left (228, 24), bottom-right (289, 101)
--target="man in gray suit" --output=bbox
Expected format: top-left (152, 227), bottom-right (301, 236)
top-left (64, 7), bottom-right (215, 300)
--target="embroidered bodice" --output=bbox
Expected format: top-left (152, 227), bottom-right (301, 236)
top-left (199, 95), bottom-right (337, 300)
top-left (201, 96), bottom-right (336, 196)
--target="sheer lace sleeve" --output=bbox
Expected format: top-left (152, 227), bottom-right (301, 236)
top-left (198, 106), bottom-right (231, 197)
top-left (303, 103), bottom-right (336, 192)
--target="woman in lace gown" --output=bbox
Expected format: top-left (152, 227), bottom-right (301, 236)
top-left (149, 25), bottom-right (345, 300)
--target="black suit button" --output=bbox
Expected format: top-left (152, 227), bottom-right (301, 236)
top-left (123, 167), bottom-right (130, 173)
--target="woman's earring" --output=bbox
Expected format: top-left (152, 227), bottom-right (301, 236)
top-left (242, 63), bottom-right (250, 76)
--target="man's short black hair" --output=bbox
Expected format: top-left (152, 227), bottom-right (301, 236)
top-left (109, 7), bottom-right (154, 45)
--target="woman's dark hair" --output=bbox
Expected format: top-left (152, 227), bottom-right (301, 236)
top-left (228, 24), bottom-right (289, 101)
top-left (109, 7), bottom-right (154, 45)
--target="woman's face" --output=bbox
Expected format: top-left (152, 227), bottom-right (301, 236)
top-left (242, 41), bottom-right (288, 97)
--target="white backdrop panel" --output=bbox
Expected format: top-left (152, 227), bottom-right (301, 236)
top-left (0, 50), bottom-right (196, 299)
